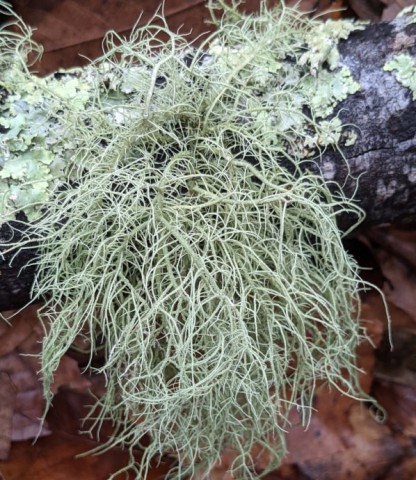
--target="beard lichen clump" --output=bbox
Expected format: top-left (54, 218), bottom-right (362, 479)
top-left (1, 1), bottom-right (370, 478)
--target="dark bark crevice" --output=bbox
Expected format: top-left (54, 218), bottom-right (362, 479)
top-left (0, 220), bottom-right (37, 311)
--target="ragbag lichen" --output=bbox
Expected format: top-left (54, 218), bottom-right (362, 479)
top-left (1, 1), bottom-right (377, 478)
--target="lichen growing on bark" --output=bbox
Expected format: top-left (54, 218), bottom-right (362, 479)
top-left (0, 1), bottom-right (363, 222)
top-left (384, 53), bottom-right (416, 100)
top-left (0, 1), bottom-right (377, 478)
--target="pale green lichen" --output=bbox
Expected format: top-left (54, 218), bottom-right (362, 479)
top-left (0, 0), bottom-right (97, 221)
top-left (344, 129), bottom-right (358, 147)
top-left (298, 18), bottom-right (365, 74)
top-left (0, 66), bottom-right (96, 220)
top-left (0, 1), bottom-right (363, 222)
top-left (384, 53), bottom-right (416, 100)
top-left (303, 67), bottom-right (360, 118)
top-left (0, 1), bottom-right (373, 479)
top-left (398, 5), bottom-right (416, 25)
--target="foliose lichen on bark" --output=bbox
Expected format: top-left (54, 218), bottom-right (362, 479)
top-left (0, 1), bottom-right (363, 221)
top-left (384, 53), bottom-right (416, 100)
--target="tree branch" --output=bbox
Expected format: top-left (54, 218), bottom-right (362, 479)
top-left (1, 15), bottom-right (416, 311)
top-left (328, 19), bottom-right (416, 230)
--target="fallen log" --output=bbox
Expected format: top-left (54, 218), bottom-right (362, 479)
top-left (1, 11), bottom-right (416, 311)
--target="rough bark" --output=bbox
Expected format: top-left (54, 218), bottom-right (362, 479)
top-left (0, 219), bottom-right (37, 311)
top-left (327, 18), bottom-right (416, 231)
top-left (1, 17), bottom-right (416, 311)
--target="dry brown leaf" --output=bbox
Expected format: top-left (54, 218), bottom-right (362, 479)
top-left (362, 227), bottom-right (416, 325)
top-left (285, 389), bottom-right (402, 480)
top-left (262, 464), bottom-right (306, 480)
top-left (0, 386), bottom-right (173, 480)
top-left (364, 289), bottom-right (415, 331)
top-left (357, 302), bottom-right (385, 390)
top-left (375, 328), bottom-right (416, 388)
top-left (349, 0), bottom-right (416, 21)
top-left (0, 306), bottom-right (50, 456)
top-left (51, 355), bottom-right (91, 395)
top-left (349, 0), bottom-right (384, 20)
top-left (382, 0), bottom-right (416, 20)
top-left (368, 228), bottom-right (416, 270)
top-left (380, 255), bottom-right (416, 322)
top-left (281, 301), bottom-right (388, 480)
top-left (0, 372), bottom-right (16, 460)
top-left (285, 0), bottom-right (350, 19)
top-left (0, 305), bottom-right (90, 459)
top-left (382, 456), bottom-right (416, 480)
top-left (0, 308), bottom-right (37, 356)
top-left (372, 381), bottom-right (416, 479)
top-left (374, 380), bottom-right (416, 438)
top-left (11, 0), bottom-right (220, 74)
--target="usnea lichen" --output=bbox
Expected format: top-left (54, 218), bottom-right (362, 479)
top-left (1, 1), bottom-right (373, 478)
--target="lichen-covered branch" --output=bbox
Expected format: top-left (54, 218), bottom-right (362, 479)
top-left (0, 10), bottom-right (415, 312)
top-left (0, 4), bottom-right (416, 477)
top-left (2, 12), bottom-right (415, 310)
top-left (324, 12), bottom-right (416, 231)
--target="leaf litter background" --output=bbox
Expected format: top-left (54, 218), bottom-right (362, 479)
top-left (1, 0), bottom-right (416, 478)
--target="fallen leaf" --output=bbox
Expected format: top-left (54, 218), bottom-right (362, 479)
top-left (382, 0), bottom-right (416, 20)
top-left (0, 372), bottom-right (16, 460)
top-left (0, 306), bottom-right (50, 455)
top-left (374, 380), bottom-right (416, 438)
top-left (368, 228), bottom-right (416, 270)
top-left (363, 227), bottom-right (416, 325)
top-left (375, 328), bottom-right (416, 389)
top-left (285, 389), bottom-right (402, 480)
top-left (0, 308), bottom-right (37, 356)
top-left (382, 456), bottom-right (416, 480)
top-left (0, 304), bottom-right (90, 458)
top-left (0, 387), bottom-right (173, 480)
top-left (349, 0), bottom-right (383, 20)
